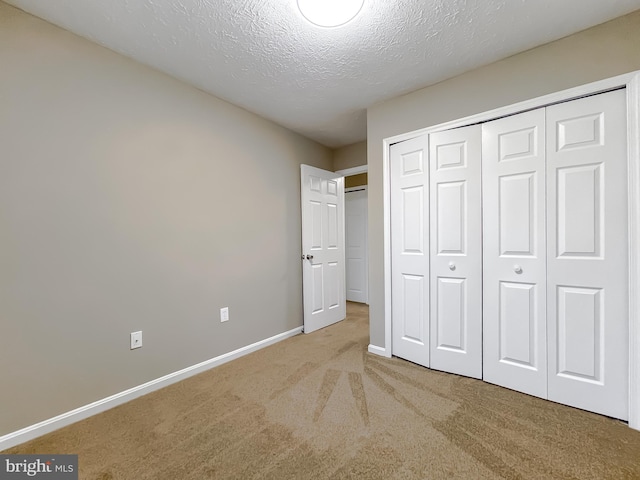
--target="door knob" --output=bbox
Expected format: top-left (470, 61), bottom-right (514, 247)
top-left (449, 262), bottom-right (456, 271)
top-left (514, 265), bottom-right (523, 274)
top-left (306, 254), bottom-right (314, 260)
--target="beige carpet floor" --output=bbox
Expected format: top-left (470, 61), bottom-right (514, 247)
top-left (5, 302), bottom-right (640, 479)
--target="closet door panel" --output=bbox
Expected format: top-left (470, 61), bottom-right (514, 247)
top-left (391, 135), bottom-right (431, 367)
top-left (429, 125), bottom-right (482, 379)
top-left (547, 89), bottom-right (629, 420)
top-left (482, 108), bottom-right (548, 398)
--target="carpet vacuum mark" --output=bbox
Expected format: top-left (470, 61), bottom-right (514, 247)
top-left (4, 302), bottom-right (640, 479)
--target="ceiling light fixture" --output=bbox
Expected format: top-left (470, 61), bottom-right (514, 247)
top-left (297, 0), bottom-right (365, 28)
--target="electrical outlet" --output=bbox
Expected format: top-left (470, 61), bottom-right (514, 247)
top-left (220, 307), bottom-right (229, 322)
top-left (130, 331), bottom-right (142, 349)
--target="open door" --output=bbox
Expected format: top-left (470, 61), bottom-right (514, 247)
top-left (301, 165), bottom-right (346, 333)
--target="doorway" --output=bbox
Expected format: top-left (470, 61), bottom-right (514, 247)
top-left (345, 181), bottom-right (368, 304)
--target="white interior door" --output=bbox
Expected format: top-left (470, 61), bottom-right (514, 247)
top-left (482, 108), bottom-right (548, 398)
top-left (429, 125), bottom-right (483, 379)
top-left (546, 89), bottom-right (629, 420)
top-left (301, 164), bottom-right (346, 334)
top-left (391, 135), bottom-right (430, 367)
top-left (345, 188), bottom-right (368, 303)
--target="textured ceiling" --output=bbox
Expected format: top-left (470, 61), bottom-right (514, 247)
top-left (6, 0), bottom-right (640, 147)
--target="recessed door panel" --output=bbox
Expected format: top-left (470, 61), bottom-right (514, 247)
top-left (402, 186), bottom-right (425, 254)
top-left (557, 164), bottom-right (602, 258)
top-left (499, 282), bottom-right (537, 368)
top-left (310, 175), bottom-right (322, 193)
top-left (483, 108), bottom-right (547, 399)
top-left (436, 181), bottom-right (465, 255)
top-left (436, 278), bottom-right (466, 351)
top-left (311, 201), bottom-right (323, 249)
top-left (402, 150), bottom-right (424, 176)
top-left (436, 141), bottom-right (466, 169)
top-left (312, 264), bottom-right (324, 314)
top-left (557, 113), bottom-right (603, 151)
top-left (347, 258), bottom-right (363, 291)
top-left (326, 262), bottom-right (340, 309)
top-left (391, 135), bottom-right (431, 367)
top-left (327, 180), bottom-right (338, 196)
top-left (402, 274), bottom-right (426, 343)
top-left (327, 203), bottom-right (338, 249)
top-left (547, 89), bottom-right (628, 420)
top-left (430, 125), bottom-right (482, 379)
top-left (556, 286), bottom-right (603, 382)
top-left (499, 173), bottom-right (536, 256)
top-left (499, 127), bottom-right (537, 161)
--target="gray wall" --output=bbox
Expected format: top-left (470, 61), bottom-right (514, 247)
top-left (0, 3), bottom-right (332, 436)
top-left (333, 141), bottom-right (367, 171)
top-left (367, 10), bottom-right (640, 348)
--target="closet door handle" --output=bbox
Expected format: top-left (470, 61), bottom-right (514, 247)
top-left (514, 265), bottom-right (523, 274)
top-left (448, 262), bottom-right (456, 271)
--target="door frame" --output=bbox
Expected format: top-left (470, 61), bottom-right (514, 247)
top-left (379, 70), bottom-right (640, 430)
top-left (338, 164), bottom-right (369, 305)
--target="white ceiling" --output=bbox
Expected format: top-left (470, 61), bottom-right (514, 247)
top-left (6, 0), bottom-right (640, 148)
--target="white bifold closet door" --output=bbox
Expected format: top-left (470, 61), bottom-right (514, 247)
top-left (482, 89), bottom-right (629, 419)
top-left (482, 109), bottom-right (548, 398)
top-left (391, 135), bottom-right (431, 367)
top-left (390, 89), bottom-right (629, 420)
top-left (429, 125), bottom-right (483, 379)
top-left (546, 89), bottom-right (629, 420)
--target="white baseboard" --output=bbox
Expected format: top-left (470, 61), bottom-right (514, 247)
top-left (0, 326), bottom-right (303, 452)
top-left (368, 344), bottom-right (389, 357)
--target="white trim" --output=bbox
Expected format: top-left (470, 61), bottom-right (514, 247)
top-left (383, 129), bottom-right (392, 358)
top-left (0, 326), bottom-right (302, 451)
top-left (628, 73), bottom-right (640, 431)
top-left (368, 344), bottom-right (388, 357)
top-left (382, 139), bottom-right (394, 358)
top-left (382, 70), bottom-right (640, 429)
top-left (336, 165), bottom-right (368, 176)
